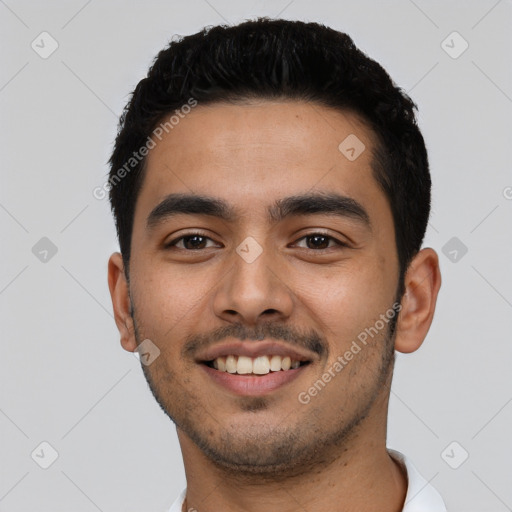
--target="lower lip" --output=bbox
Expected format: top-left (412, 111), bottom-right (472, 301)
top-left (201, 364), bottom-right (307, 396)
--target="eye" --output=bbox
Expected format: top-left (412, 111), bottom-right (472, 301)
top-left (165, 233), bottom-right (220, 250)
top-left (293, 233), bottom-right (347, 250)
top-left (164, 232), bottom-right (347, 251)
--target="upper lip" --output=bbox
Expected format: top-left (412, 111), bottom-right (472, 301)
top-left (196, 339), bottom-right (317, 363)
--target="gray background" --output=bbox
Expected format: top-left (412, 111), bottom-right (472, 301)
top-left (1, 0), bottom-right (511, 511)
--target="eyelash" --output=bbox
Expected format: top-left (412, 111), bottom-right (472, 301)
top-left (165, 231), bottom-right (348, 251)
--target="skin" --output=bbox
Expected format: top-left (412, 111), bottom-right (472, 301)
top-left (108, 100), bottom-right (441, 512)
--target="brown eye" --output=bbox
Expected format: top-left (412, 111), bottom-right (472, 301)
top-left (294, 233), bottom-right (346, 250)
top-left (305, 234), bottom-right (330, 249)
top-left (166, 233), bottom-right (218, 250)
top-left (181, 235), bottom-right (208, 250)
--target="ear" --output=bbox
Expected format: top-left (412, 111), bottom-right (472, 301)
top-left (394, 248), bottom-right (442, 354)
top-left (107, 252), bottom-right (137, 352)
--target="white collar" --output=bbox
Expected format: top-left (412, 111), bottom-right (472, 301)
top-left (388, 449), bottom-right (447, 511)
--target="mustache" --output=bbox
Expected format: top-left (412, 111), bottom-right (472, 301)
top-left (182, 322), bottom-right (328, 359)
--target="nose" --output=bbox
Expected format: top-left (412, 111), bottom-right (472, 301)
top-left (212, 242), bottom-right (294, 326)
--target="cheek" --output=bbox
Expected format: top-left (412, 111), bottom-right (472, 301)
top-left (293, 259), bottom-right (395, 348)
top-left (130, 262), bottom-right (213, 344)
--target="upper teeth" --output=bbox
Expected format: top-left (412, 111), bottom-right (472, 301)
top-left (212, 355), bottom-right (301, 374)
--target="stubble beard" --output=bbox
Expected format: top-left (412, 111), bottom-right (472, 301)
top-left (132, 311), bottom-right (397, 481)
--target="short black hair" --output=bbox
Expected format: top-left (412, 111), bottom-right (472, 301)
top-left (108, 17), bottom-right (431, 289)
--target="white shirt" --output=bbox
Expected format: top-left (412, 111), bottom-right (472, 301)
top-left (167, 449), bottom-right (447, 512)
top-left (388, 449), bottom-right (447, 511)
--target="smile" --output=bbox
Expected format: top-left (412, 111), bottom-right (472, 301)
top-left (206, 354), bottom-right (308, 375)
top-left (196, 339), bottom-right (315, 395)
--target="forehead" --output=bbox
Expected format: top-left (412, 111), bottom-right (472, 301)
top-left (134, 100), bottom-right (387, 225)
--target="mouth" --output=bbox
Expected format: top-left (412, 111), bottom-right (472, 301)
top-left (199, 350), bottom-right (313, 396)
top-left (196, 340), bottom-right (316, 396)
top-left (203, 354), bottom-right (311, 375)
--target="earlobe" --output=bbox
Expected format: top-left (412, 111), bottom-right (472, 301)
top-left (394, 248), bottom-right (442, 354)
top-left (107, 252), bottom-right (137, 352)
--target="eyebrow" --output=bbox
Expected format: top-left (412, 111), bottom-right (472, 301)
top-left (146, 192), bottom-right (371, 230)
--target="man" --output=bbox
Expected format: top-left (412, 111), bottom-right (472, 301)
top-left (107, 18), bottom-right (445, 511)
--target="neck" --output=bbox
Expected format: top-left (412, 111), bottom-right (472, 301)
top-left (177, 401), bottom-right (407, 512)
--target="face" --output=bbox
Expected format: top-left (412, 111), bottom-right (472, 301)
top-left (114, 100), bottom-right (404, 475)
